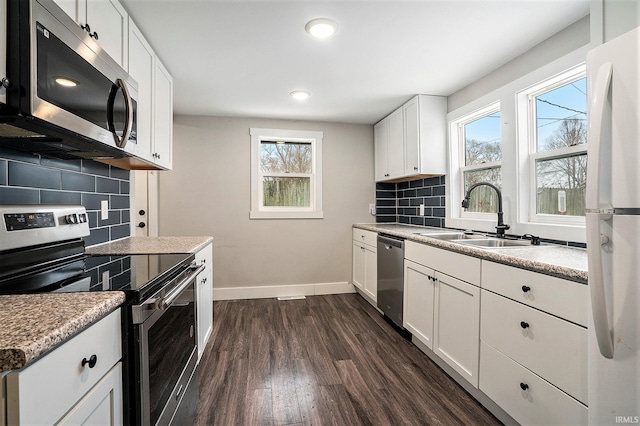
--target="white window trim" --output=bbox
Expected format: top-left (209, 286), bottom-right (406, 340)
top-left (447, 45), bottom-right (589, 243)
top-left (448, 102), bottom-right (503, 233)
top-left (516, 64), bottom-right (587, 227)
top-left (250, 128), bottom-right (323, 219)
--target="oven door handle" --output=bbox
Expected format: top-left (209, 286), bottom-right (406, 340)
top-left (157, 264), bottom-right (206, 310)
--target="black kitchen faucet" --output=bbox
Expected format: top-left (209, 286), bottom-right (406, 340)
top-left (461, 182), bottom-right (510, 238)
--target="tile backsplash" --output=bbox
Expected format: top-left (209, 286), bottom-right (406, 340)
top-left (0, 148), bottom-right (130, 246)
top-left (375, 176), bottom-right (446, 227)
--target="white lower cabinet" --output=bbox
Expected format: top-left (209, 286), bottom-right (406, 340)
top-left (3, 309), bottom-right (122, 425)
top-left (195, 243), bottom-right (213, 360)
top-left (479, 261), bottom-right (588, 424)
top-left (352, 229), bottom-right (377, 302)
top-left (403, 260), bottom-right (435, 349)
top-left (480, 342), bottom-right (587, 425)
top-left (433, 271), bottom-right (480, 387)
top-left (404, 241), bottom-right (481, 388)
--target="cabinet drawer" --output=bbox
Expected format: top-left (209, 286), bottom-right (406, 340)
top-left (352, 228), bottom-right (377, 248)
top-left (481, 261), bottom-right (588, 326)
top-left (6, 309), bottom-right (122, 425)
top-left (195, 243), bottom-right (213, 275)
top-left (480, 342), bottom-right (587, 425)
top-left (406, 241), bottom-right (480, 286)
top-left (481, 290), bottom-right (587, 404)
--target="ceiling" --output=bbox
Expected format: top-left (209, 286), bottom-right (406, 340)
top-left (120, 0), bottom-right (590, 125)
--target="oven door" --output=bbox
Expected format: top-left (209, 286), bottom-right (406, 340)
top-left (133, 271), bottom-right (200, 426)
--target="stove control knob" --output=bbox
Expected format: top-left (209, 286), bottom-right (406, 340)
top-left (65, 214), bottom-right (78, 224)
top-left (78, 213), bottom-right (87, 223)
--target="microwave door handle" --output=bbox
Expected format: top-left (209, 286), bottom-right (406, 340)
top-left (119, 78), bottom-right (134, 148)
top-left (106, 79), bottom-right (133, 148)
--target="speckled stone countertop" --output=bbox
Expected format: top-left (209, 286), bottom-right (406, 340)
top-left (0, 292), bottom-right (125, 372)
top-left (86, 236), bottom-right (213, 255)
top-left (354, 223), bottom-right (588, 283)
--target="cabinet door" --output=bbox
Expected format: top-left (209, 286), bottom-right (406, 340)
top-left (374, 119), bottom-right (389, 181)
top-left (0, 0), bottom-right (5, 105)
top-left (386, 107), bottom-right (404, 179)
top-left (362, 244), bottom-right (377, 302)
top-left (403, 96), bottom-right (420, 176)
top-left (85, 0), bottom-right (128, 68)
top-left (52, 0), bottom-right (80, 20)
top-left (403, 260), bottom-right (435, 350)
top-left (153, 58), bottom-right (173, 169)
top-left (57, 363), bottom-right (123, 425)
top-left (433, 272), bottom-right (480, 388)
top-left (352, 242), bottom-right (365, 291)
top-left (197, 268), bottom-right (213, 360)
top-left (127, 19), bottom-right (154, 161)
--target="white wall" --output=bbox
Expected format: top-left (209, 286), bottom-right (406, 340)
top-left (158, 115), bottom-right (374, 298)
top-left (448, 16), bottom-right (590, 112)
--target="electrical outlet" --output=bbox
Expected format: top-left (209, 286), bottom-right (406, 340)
top-left (101, 200), bottom-right (109, 220)
top-left (369, 204), bottom-right (376, 216)
top-left (419, 204), bottom-right (425, 216)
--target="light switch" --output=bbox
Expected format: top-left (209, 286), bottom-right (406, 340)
top-left (419, 204), bottom-right (425, 216)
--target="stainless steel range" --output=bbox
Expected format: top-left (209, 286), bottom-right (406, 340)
top-left (0, 205), bottom-right (202, 426)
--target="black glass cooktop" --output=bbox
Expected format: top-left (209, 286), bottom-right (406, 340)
top-left (84, 253), bottom-right (194, 300)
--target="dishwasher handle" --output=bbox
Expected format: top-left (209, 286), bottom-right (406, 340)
top-left (378, 234), bottom-right (404, 249)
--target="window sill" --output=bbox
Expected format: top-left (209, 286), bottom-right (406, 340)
top-left (250, 210), bottom-right (324, 220)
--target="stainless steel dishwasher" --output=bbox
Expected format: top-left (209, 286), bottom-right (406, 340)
top-left (377, 234), bottom-right (405, 328)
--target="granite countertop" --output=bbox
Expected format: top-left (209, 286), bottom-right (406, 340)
top-left (86, 236), bottom-right (213, 255)
top-left (354, 223), bottom-right (588, 283)
top-left (0, 292), bottom-right (125, 372)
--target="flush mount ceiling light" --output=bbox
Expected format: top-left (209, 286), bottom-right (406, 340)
top-left (55, 77), bottom-right (78, 87)
top-left (305, 18), bottom-right (337, 39)
top-left (290, 90), bottom-right (311, 101)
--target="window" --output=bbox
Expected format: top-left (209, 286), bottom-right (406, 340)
top-left (250, 128), bottom-right (323, 219)
top-left (456, 103), bottom-right (502, 215)
top-left (518, 65), bottom-right (587, 224)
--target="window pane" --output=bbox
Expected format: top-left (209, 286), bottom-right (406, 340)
top-left (535, 78), bottom-right (587, 152)
top-left (463, 168), bottom-right (501, 214)
top-left (465, 112), bottom-right (501, 166)
top-left (263, 177), bottom-right (310, 207)
top-left (536, 154), bottom-right (587, 216)
top-left (260, 141), bottom-right (312, 173)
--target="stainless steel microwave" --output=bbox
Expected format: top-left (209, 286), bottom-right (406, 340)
top-left (0, 0), bottom-right (138, 161)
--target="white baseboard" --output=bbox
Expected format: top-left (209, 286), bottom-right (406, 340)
top-left (212, 281), bottom-right (355, 301)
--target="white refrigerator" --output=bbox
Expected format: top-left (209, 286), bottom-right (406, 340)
top-left (586, 26), bottom-right (640, 424)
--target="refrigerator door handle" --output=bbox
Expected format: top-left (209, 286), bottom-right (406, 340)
top-left (586, 61), bottom-right (613, 211)
top-left (586, 213), bottom-right (614, 359)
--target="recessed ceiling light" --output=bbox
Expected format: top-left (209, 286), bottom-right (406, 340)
top-left (305, 18), bottom-right (337, 39)
top-left (55, 77), bottom-right (78, 87)
top-left (290, 90), bottom-right (311, 101)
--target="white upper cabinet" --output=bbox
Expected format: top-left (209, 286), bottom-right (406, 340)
top-left (53, 0), bottom-right (128, 68)
top-left (374, 107), bottom-right (404, 181)
top-left (153, 59), bottom-right (173, 170)
top-left (127, 19), bottom-right (154, 162)
top-left (404, 95), bottom-right (447, 177)
top-left (126, 19), bottom-right (173, 170)
top-left (375, 95), bottom-right (447, 182)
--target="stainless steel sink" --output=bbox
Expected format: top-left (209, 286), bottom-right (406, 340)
top-left (421, 232), bottom-right (487, 240)
top-left (454, 238), bottom-right (532, 248)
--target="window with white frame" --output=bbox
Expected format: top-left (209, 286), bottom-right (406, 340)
top-left (455, 103), bottom-right (502, 215)
top-left (518, 65), bottom-right (587, 224)
top-left (250, 128), bottom-right (323, 219)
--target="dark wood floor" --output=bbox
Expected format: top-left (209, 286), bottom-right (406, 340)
top-left (194, 293), bottom-right (501, 426)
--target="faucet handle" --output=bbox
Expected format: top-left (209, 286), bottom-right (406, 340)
top-left (522, 234), bottom-right (540, 245)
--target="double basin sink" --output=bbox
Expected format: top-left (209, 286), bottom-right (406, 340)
top-left (413, 230), bottom-right (534, 249)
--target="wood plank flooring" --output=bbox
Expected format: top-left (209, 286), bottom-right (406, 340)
top-left (194, 293), bottom-right (501, 426)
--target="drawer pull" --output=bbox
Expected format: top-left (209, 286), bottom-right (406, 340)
top-left (81, 354), bottom-right (98, 369)
top-left (522, 285), bottom-right (531, 293)
top-left (520, 321), bottom-right (530, 329)
top-left (520, 382), bottom-right (529, 391)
